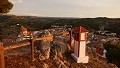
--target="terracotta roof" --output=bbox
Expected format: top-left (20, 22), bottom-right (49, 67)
top-left (74, 26), bottom-right (89, 33)
top-left (21, 26), bottom-right (27, 31)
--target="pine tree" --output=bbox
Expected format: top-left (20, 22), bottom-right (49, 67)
top-left (0, 0), bottom-right (13, 13)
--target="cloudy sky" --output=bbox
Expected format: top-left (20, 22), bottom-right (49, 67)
top-left (9, 0), bottom-right (120, 18)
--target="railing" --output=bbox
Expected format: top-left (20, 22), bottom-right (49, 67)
top-left (0, 36), bottom-right (53, 68)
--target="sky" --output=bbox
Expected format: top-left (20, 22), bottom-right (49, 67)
top-left (9, 0), bottom-right (120, 18)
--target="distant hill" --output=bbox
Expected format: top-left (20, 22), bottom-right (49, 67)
top-left (0, 15), bottom-right (60, 30)
top-left (0, 15), bottom-right (120, 35)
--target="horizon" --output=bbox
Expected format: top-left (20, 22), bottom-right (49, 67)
top-left (3, 14), bottom-right (120, 19)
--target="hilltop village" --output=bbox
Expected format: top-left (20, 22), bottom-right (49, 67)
top-left (2, 25), bottom-right (120, 57)
top-left (0, 15), bottom-right (120, 68)
top-left (0, 24), bottom-right (119, 68)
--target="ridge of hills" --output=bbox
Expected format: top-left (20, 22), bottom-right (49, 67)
top-left (0, 15), bottom-right (120, 36)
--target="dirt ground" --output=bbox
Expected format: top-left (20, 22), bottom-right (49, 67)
top-left (4, 45), bottom-right (113, 68)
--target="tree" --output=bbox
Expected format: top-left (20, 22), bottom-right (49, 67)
top-left (0, 0), bottom-right (13, 13)
top-left (104, 41), bottom-right (120, 67)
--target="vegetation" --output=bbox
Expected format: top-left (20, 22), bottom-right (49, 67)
top-left (104, 41), bottom-right (120, 67)
top-left (0, 0), bottom-right (13, 13)
top-left (0, 15), bottom-right (120, 67)
top-left (107, 22), bottom-right (120, 35)
top-left (44, 18), bottom-right (100, 31)
top-left (0, 15), bottom-right (120, 37)
top-left (0, 15), bottom-right (100, 31)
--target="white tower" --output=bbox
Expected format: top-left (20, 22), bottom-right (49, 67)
top-left (71, 26), bottom-right (89, 63)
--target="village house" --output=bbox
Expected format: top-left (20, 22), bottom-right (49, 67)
top-left (20, 26), bottom-right (28, 37)
top-left (96, 31), bottom-right (117, 37)
top-left (17, 26), bottom-right (32, 42)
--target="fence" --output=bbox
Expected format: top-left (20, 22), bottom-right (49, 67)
top-left (0, 36), bottom-right (53, 68)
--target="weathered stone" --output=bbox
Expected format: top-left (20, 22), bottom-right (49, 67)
top-left (105, 63), bottom-right (118, 68)
top-left (39, 55), bottom-right (46, 60)
top-left (55, 43), bottom-right (68, 54)
top-left (64, 61), bottom-right (70, 66)
top-left (39, 32), bottom-right (45, 37)
top-left (35, 40), bottom-right (50, 60)
top-left (30, 66), bottom-right (36, 68)
top-left (44, 29), bottom-right (51, 36)
top-left (57, 51), bottom-right (63, 59)
top-left (23, 61), bottom-right (30, 68)
top-left (54, 57), bottom-right (67, 68)
top-left (42, 63), bottom-right (49, 68)
top-left (50, 42), bottom-right (71, 60)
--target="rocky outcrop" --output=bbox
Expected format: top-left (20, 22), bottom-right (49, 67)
top-left (51, 42), bottom-right (69, 55)
top-left (35, 40), bottom-right (50, 60)
top-left (105, 63), bottom-right (118, 68)
top-left (53, 57), bottom-right (67, 68)
top-left (42, 63), bottom-right (49, 68)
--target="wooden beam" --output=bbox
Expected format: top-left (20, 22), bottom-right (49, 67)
top-left (4, 36), bottom-right (53, 51)
top-left (34, 36), bottom-right (53, 41)
top-left (0, 36), bottom-right (53, 68)
top-left (4, 41), bottom-right (30, 51)
top-left (0, 42), bottom-right (5, 68)
top-left (29, 39), bottom-right (35, 61)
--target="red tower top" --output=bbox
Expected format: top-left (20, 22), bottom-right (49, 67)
top-left (71, 26), bottom-right (89, 63)
top-left (74, 26), bottom-right (89, 33)
top-left (74, 26), bottom-right (89, 41)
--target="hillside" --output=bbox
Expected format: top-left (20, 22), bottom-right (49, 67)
top-left (0, 15), bottom-right (120, 36)
top-left (0, 15), bottom-right (120, 68)
top-left (0, 15), bottom-right (59, 30)
top-left (4, 42), bottom-right (117, 68)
